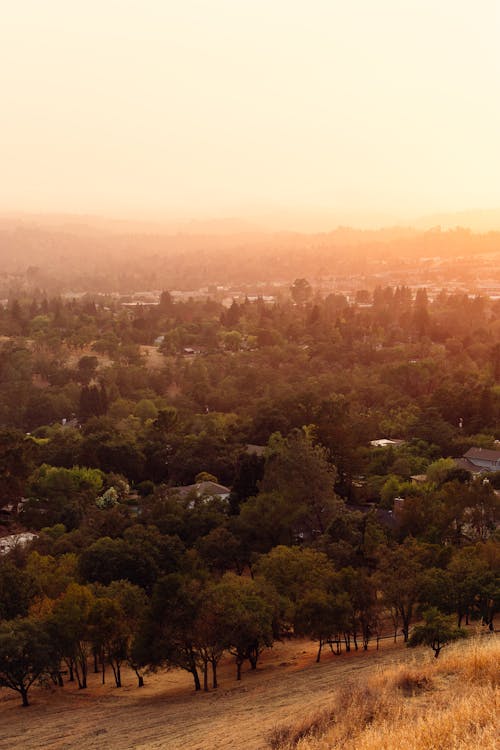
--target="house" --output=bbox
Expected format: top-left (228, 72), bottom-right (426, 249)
top-left (169, 481), bottom-right (231, 506)
top-left (0, 499), bottom-right (28, 522)
top-left (454, 457), bottom-right (483, 475)
top-left (370, 438), bottom-right (406, 448)
top-left (456, 447), bottom-right (500, 475)
top-left (245, 444), bottom-right (266, 457)
top-left (410, 474), bottom-right (428, 485)
top-left (0, 532), bottom-right (37, 555)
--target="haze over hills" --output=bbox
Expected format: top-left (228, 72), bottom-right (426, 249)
top-left (0, 210), bottom-right (499, 298)
top-left (2, 205), bottom-right (500, 238)
top-left (413, 208), bottom-right (500, 233)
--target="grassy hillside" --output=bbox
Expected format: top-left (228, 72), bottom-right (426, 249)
top-left (268, 636), bottom-right (499, 750)
top-left (1, 634), bottom-right (497, 749)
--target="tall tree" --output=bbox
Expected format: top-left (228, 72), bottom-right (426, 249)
top-left (260, 428), bottom-right (343, 540)
top-left (375, 540), bottom-right (427, 642)
top-left (49, 583), bottom-right (95, 689)
top-left (212, 573), bottom-right (276, 680)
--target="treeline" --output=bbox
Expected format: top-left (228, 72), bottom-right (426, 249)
top-left (1, 532), bottom-right (497, 706)
top-left (1, 287), bottom-right (500, 424)
top-left (2, 222), bottom-right (499, 293)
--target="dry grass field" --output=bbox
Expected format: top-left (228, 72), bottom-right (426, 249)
top-left (268, 635), bottom-right (499, 750)
top-left (0, 637), bottom-right (412, 750)
top-left (139, 345), bottom-right (166, 370)
top-left (0, 634), bottom-right (497, 750)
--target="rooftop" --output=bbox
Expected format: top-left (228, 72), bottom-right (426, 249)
top-left (463, 447), bottom-right (500, 462)
top-left (170, 481), bottom-right (231, 499)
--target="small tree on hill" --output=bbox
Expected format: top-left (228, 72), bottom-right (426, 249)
top-left (294, 589), bottom-right (351, 662)
top-left (408, 607), bottom-right (466, 658)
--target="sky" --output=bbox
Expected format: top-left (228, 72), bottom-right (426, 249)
top-left (1, 1), bottom-right (500, 229)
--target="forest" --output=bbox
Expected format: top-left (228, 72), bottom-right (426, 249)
top-left (0, 280), bottom-right (499, 706)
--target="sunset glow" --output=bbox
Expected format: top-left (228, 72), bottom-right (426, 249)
top-left (2, 1), bottom-right (500, 228)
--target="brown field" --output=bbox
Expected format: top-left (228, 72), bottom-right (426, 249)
top-left (2, 634), bottom-right (497, 750)
top-left (139, 345), bottom-right (166, 370)
top-left (0, 637), bottom-right (412, 750)
top-left (64, 347), bottom-right (113, 371)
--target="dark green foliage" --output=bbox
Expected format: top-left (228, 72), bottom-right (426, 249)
top-left (259, 429), bottom-right (343, 540)
top-left (79, 384), bottom-right (108, 421)
top-left (24, 464), bottom-right (104, 529)
top-left (0, 563), bottom-right (38, 620)
top-left (0, 429), bottom-right (38, 501)
top-left (139, 573), bottom-right (205, 690)
top-left (78, 536), bottom-right (160, 591)
top-left (408, 607), bottom-right (466, 657)
top-left (0, 618), bottom-right (59, 706)
top-left (210, 573), bottom-right (276, 679)
top-left (229, 452), bottom-right (265, 512)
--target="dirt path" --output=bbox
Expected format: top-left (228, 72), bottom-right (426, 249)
top-left (1, 639), bottom-right (412, 750)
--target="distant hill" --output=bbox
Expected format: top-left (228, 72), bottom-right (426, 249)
top-left (0, 213), bottom-right (265, 236)
top-left (0, 212), bottom-right (499, 294)
top-left (413, 208), bottom-right (500, 232)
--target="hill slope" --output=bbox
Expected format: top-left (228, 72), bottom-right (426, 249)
top-left (269, 636), bottom-right (499, 750)
top-left (1, 635), bottom-right (497, 750)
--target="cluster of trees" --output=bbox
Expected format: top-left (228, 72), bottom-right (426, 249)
top-left (1, 529), bottom-right (497, 706)
top-left (0, 284), bottom-right (499, 706)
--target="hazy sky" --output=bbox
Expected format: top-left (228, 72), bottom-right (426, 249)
top-left (2, 1), bottom-right (499, 228)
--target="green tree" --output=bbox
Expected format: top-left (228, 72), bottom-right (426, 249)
top-left (260, 428), bottom-right (342, 540)
top-left (0, 618), bottom-right (58, 706)
top-left (195, 527), bottom-right (245, 575)
top-left (0, 562), bottom-right (38, 621)
top-left (134, 399), bottom-right (158, 423)
top-left (49, 583), bottom-right (95, 689)
top-left (77, 355), bottom-right (98, 385)
top-left (191, 583), bottom-right (227, 691)
top-left (425, 457), bottom-right (457, 486)
top-left (255, 545), bottom-right (335, 631)
top-left (25, 464), bottom-right (104, 529)
top-left (222, 330), bottom-right (243, 352)
top-left (338, 567), bottom-right (379, 651)
top-left (78, 535), bottom-right (160, 592)
top-left (139, 573), bottom-right (204, 691)
top-left (294, 589), bottom-right (352, 662)
top-left (408, 607), bottom-right (466, 657)
top-left (421, 548), bottom-right (498, 628)
top-left (106, 580), bottom-right (148, 687)
top-left (375, 540), bottom-right (427, 642)
top-left (24, 552), bottom-right (78, 600)
top-left (413, 288), bottom-right (430, 339)
top-left (213, 573), bottom-right (276, 680)
top-left (88, 596), bottom-right (127, 687)
top-left (235, 491), bottom-right (300, 554)
top-left (0, 429), bottom-right (37, 501)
